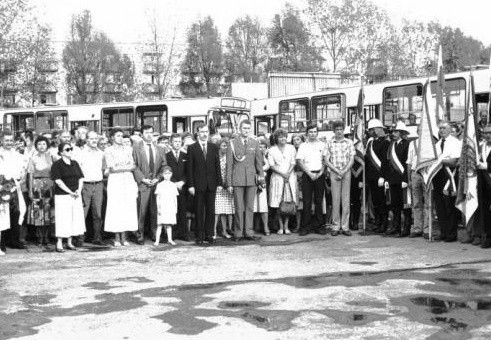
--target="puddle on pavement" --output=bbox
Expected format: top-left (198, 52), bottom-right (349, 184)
top-left (219, 301), bottom-right (270, 309)
top-left (115, 276), bottom-right (154, 283)
top-left (431, 317), bottom-right (468, 331)
top-left (410, 296), bottom-right (491, 313)
top-left (349, 261), bottom-right (378, 266)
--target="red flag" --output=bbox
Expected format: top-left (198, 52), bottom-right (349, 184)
top-left (455, 74), bottom-right (479, 224)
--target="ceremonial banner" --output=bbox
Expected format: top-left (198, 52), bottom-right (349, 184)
top-left (416, 80), bottom-right (441, 187)
top-left (435, 45), bottom-right (446, 123)
top-left (455, 74), bottom-right (479, 224)
top-left (352, 86), bottom-right (365, 177)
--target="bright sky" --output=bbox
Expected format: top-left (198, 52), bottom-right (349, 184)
top-left (35, 0), bottom-right (491, 48)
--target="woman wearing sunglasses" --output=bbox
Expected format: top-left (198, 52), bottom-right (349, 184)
top-left (50, 142), bottom-right (86, 252)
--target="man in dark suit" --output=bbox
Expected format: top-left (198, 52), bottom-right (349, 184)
top-left (166, 133), bottom-right (190, 241)
top-left (226, 120), bottom-right (264, 241)
top-left (133, 125), bottom-right (167, 244)
top-left (186, 123), bottom-right (222, 245)
top-left (383, 122), bottom-right (410, 237)
top-left (477, 125), bottom-right (491, 248)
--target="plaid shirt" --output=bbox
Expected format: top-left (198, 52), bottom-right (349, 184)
top-left (325, 137), bottom-right (355, 171)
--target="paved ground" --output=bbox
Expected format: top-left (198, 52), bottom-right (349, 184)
top-left (1, 232), bottom-right (490, 340)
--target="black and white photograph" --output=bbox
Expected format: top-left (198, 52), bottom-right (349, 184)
top-left (1, 0), bottom-right (490, 338)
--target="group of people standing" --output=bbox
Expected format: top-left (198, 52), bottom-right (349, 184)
top-left (1, 114), bottom-right (490, 256)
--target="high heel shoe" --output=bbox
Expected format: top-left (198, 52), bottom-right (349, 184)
top-left (66, 245), bottom-right (76, 251)
top-left (56, 247), bottom-right (65, 253)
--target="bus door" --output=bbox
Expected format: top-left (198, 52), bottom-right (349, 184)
top-left (136, 105), bottom-right (167, 134)
top-left (430, 78), bottom-right (466, 122)
top-left (36, 110), bottom-right (68, 133)
top-left (383, 83), bottom-right (423, 128)
top-left (101, 107), bottom-right (134, 134)
top-left (254, 115), bottom-right (275, 136)
top-left (172, 117), bottom-right (188, 133)
top-left (3, 112), bottom-right (34, 135)
top-left (347, 105), bottom-right (379, 126)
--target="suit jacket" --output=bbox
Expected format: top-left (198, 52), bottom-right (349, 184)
top-left (384, 139), bottom-right (409, 184)
top-left (186, 141), bottom-right (222, 191)
top-left (226, 137), bottom-right (264, 187)
top-left (166, 149), bottom-right (187, 184)
top-left (133, 142), bottom-right (167, 185)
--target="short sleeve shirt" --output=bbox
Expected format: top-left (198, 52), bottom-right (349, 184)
top-left (51, 159), bottom-right (84, 195)
top-left (295, 140), bottom-right (325, 172)
top-left (325, 137), bottom-right (355, 171)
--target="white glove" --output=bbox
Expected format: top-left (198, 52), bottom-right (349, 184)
top-left (401, 182), bottom-right (408, 189)
top-left (384, 181), bottom-right (389, 189)
top-left (358, 182), bottom-right (364, 188)
top-left (377, 177), bottom-right (385, 187)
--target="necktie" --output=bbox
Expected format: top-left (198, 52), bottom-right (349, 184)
top-left (440, 138), bottom-right (445, 152)
top-left (202, 143), bottom-right (207, 158)
top-left (243, 138), bottom-right (248, 146)
top-left (175, 151), bottom-right (179, 160)
top-left (148, 144), bottom-right (155, 175)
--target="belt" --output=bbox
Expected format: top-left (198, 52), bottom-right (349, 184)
top-left (311, 170), bottom-right (321, 173)
top-left (84, 181), bottom-right (102, 185)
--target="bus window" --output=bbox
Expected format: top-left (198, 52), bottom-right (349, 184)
top-left (430, 78), bottom-right (466, 122)
top-left (102, 107), bottom-right (134, 133)
top-left (311, 94), bottom-right (345, 131)
top-left (36, 110), bottom-right (68, 133)
top-left (383, 83), bottom-right (423, 127)
top-left (279, 98), bottom-right (308, 133)
top-left (70, 121), bottom-right (99, 132)
top-left (192, 119), bottom-right (205, 134)
top-left (136, 105), bottom-right (167, 134)
top-left (4, 112), bottom-right (34, 135)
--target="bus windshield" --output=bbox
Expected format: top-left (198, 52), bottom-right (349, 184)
top-left (210, 110), bottom-right (248, 135)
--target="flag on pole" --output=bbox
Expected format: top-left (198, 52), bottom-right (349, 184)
top-left (435, 45), bottom-right (446, 123)
top-left (352, 82), bottom-right (365, 178)
top-left (455, 73), bottom-right (479, 225)
top-left (416, 79), bottom-right (442, 187)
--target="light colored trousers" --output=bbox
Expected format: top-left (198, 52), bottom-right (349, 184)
top-left (410, 171), bottom-right (430, 234)
top-left (233, 186), bottom-right (256, 237)
top-left (330, 170), bottom-right (351, 231)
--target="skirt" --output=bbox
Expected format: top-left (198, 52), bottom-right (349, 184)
top-left (0, 203), bottom-right (10, 232)
top-left (215, 186), bottom-right (235, 215)
top-left (27, 178), bottom-right (54, 226)
top-left (269, 172), bottom-right (297, 208)
top-left (254, 187), bottom-right (268, 213)
top-left (54, 194), bottom-right (85, 238)
top-left (104, 172), bottom-right (138, 233)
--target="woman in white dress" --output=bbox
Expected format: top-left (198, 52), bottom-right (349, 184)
top-left (268, 129), bottom-right (297, 234)
top-left (51, 142), bottom-right (86, 252)
top-left (104, 128), bottom-right (138, 246)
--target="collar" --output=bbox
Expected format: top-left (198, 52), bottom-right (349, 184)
top-left (332, 137), bottom-right (346, 143)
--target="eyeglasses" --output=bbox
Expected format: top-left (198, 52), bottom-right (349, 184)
top-left (64, 147), bottom-right (73, 152)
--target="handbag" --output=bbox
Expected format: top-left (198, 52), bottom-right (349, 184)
top-left (279, 181), bottom-right (296, 216)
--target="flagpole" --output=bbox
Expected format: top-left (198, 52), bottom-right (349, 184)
top-left (428, 186), bottom-right (433, 242)
top-left (360, 74), bottom-right (366, 235)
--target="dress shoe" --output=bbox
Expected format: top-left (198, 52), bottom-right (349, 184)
top-left (331, 231), bottom-right (339, 236)
top-left (92, 240), bottom-right (105, 246)
top-left (472, 237), bottom-right (482, 246)
top-left (315, 228), bottom-right (328, 235)
top-left (244, 235), bottom-right (261, 241)
top-left (384, 229), bottom-right (399, 236)
top-left (423, 233), bottom-right (430, 240)
top-left (55, 247), bottom-right (65, 253)
top-left (136, 239), bottom-right (145, 245)
top-left (0, 246), bottom-right (6, 253)
top-left (342, 230), bottom-right (352, 236)
top-left (444, 237), bottom-right (457, 243)
top-left (409, 232), bottom-right (423, 238)
top-left (8, 241), bottom-right (26, 249)
top-left (205, 238), bottom-right (215, 244)
top-left (298, 228), bottom-right (310, 236)
top-left (66, 245), bottom-right (77, 251)
top-left (481, 239), bottom-right (491, 249)
top-left (195, 240), bottom-right (204, 245)
top-left (231, 237), bottom-right (240, 242)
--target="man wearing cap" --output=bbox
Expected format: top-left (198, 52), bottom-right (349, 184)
top-left (365, 119), bottom-right (390, 233)
top-left (432, 121), bottom-right (462, 242)
top-left (383, 121), bottom-right (411, 237)
top-left (325, 121), bottom-right (355, 236)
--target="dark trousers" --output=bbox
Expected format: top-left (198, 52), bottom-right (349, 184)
top-left (433, 190), bottom-right (458, 240)
top-left (137, 185), bottom-right (157, 241)
top-left (350, 176), bottom-right (362, 229)
top-left (176, 192), bottom-right (188, 238)
top-left (195, 189), bottom-right (216, 242)
top-left (389, 184), bottom-right (403, 231)
top-left (301, 173), bottom-right (325, 231)
top-left (368, 180), bottom-right (387, 230)
top-left (2, 203), bottom-right (20, 248)
top-left (478, 170), bottom-right (491, 241)
top-left (82, 182), bottom-right (104, 242)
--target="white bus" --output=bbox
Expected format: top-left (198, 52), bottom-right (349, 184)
top-left (251, 68), bottom-right (490, 139)
top-left (1, 96), bottom-right (250, 136)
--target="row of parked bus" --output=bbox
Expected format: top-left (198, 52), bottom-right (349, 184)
top-left (0, 68), bottom-right (489, 137)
